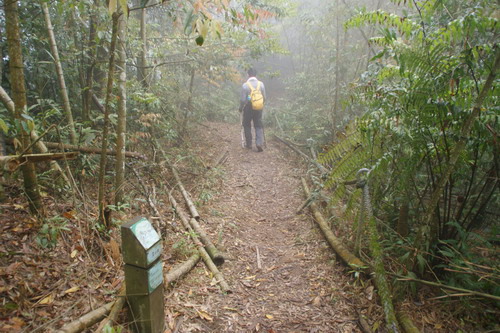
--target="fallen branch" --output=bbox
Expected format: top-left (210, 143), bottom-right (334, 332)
top-left (95, 285), bottom-right (126, 333)
top-left (0, 152), bottom-right (78, 172)
top-left (168, 192), bottom-right (231, 293)
top-left (394, 274), bottom-right (500, 302)
top-left (56, 301), bottom-right (115, 333)
top-left (166, 253), bottom-right (201, 284)
top-left (44, 142), bottom-right (146, 159)
top-left (301, 178), bottom-right (366, 272)
top-left (166, 159), bottom-right (200, 220)
top-left (274, 135), bottom-right (329, 174)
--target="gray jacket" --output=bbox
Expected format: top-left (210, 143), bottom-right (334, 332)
top-left (239, 77), bottom-right (266, 112)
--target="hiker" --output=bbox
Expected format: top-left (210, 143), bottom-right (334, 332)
top-left (239, 68), bottom-right (266, 152)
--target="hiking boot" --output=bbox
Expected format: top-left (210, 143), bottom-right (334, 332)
top-left (257, 145), bottom-right (263, 152)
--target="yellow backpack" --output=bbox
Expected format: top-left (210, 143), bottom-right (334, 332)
top-left (247, 81), bottom-right (264, 110)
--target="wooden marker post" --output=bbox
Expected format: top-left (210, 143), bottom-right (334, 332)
top-left (121, 217), bottom-right (164, 333)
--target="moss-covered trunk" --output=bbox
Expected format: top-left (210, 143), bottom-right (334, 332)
top-left (5, 0), bottom-right (44, 215)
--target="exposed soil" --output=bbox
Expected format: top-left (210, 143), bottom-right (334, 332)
top-left (163, 122), bottom-right (374, 332)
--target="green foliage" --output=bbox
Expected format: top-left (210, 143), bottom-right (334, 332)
top-left (36, 216), bottom-right (70, 248)
top-left (319, 0), bottom-right (499, 296)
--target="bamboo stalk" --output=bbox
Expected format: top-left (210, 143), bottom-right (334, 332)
top-left (56, 301), bottom-right (115, 333)
top-left (167, 192), bottom-right (230, 293)
top-left (301, 178), bottom-right (366, 271)
top-left (167, 160), bottom-right (200, 220)
top-left (166, 253), bottom-right (201, 284)
top-left (187, 215), bottom-right (224, 265)
top-left (396, 311), bottom-right (420, 333)
top-left (394, 274), bottom-right (500, 302)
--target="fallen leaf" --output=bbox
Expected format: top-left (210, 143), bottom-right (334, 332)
top-left (63, 210), bottom-right (76, 219)
top-left (70, 250), bottom-right (78, 258)
top-left (365, 286), bottom-right (374, 301)
top-left (312, 296), bottom-right (321, 307)
top-left (63, 286), bottom-right (80, 294)
top-left (265, 314), bottom-right (273, 319)
top-left (39, 294), bottom-right (54, 305)
top-left (197, 310), bottom-right (213, 321)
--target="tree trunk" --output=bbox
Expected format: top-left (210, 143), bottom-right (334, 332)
top-left (137, 4), bottom-right (148, 87)
top-left (5, 0), bottom-right (44, 215)
top-left (98, 12), bottom-right (119, 227)
top-left (114, 9), bottom-right (128, 205)
top-left (41, 2), bottom-right (77, 145)
top-left (82, 0), bottom-right (99, 122)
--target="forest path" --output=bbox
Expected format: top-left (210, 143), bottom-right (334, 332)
top-left (165, 122), bottom-right (363, 333)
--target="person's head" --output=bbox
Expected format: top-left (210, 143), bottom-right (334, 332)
top-left (247, 68), bottom-right (257, 77)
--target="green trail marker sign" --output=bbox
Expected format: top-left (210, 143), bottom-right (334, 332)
top-left (122, 217), bottom-right (164, 333)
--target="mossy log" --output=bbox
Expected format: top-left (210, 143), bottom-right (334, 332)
top-left (56, 301), bottom-right (115, 333)
top-left (168, 192), bottom-right (231, 293)
top-left (361, 184), bottom-right (400, 333)
top-left (301, 178), bottom-right (366, 272)
top-left (166, 253), bottom-right (201, 284)
top-left (396, 311), bottom-right (420, 333)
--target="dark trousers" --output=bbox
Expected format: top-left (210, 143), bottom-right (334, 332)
top-left (242, 108), bottom-right (263, 148)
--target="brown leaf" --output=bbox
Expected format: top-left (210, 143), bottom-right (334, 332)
top-left (197, 310), bottom-right (213, 321)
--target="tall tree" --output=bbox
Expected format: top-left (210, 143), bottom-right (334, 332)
top-left (5, 0), bottom-right (44, 215)
top-left (114, 8), bottom-right (128, 205)
top-left (41, 1), bottom-right (77, 144)
top-left (98, 12), bottom-right (119, 227)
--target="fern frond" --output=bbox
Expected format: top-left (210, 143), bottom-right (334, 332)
top-left (345, 10), bottom-right (420, 38)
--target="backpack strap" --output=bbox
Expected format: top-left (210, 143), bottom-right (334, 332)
top-left (246, 81), bottom-right (261, 93)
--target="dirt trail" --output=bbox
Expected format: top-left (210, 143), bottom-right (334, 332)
top-left (164, 122), bottom-right (364, 333)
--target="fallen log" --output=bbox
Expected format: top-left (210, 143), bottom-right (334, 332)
top-left (166, 160), bottom-right (200, 220)
top-left (396, 311), bottom-right (420, 333)
top-left (167, 192), bottom-right (231, 293)
top-left (56, 301), bottom-right (115, 333)
top-left (0, 152), bottom-right (79, 172)
top-left (95, 285), bottom-right (126, 333)
top-left (44, 142), bottom-right (146, 159)
top-left (186, 214), bottom-right (224, 265)
top-left (275, 135), bottom-right (329, 174)
top-left (301, 178), bottom-right (366, 272)
top-left (166, 253), bottom-right (201, 284)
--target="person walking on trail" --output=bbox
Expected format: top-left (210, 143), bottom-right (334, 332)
top-left (239, 68), bottom-right (266, 152)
